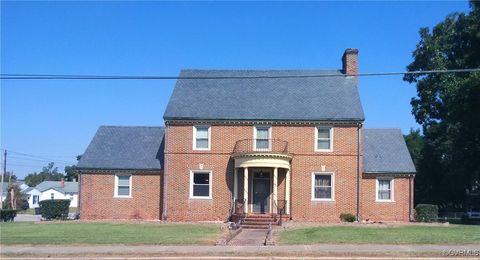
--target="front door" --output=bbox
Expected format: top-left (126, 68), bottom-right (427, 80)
top-left (253, 178), bottom-right (270, 213)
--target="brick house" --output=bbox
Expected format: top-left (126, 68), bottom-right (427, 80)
top-left (78, 48), bottom-right (416, 223)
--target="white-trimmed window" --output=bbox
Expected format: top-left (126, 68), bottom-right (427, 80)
top-left (50, 193), bottom-right (54, 200)
top-left (315, 127), bottom-right (333, 152)
top-left (376, 178), bottom-right (394, 202)
top-left (311, 172), bottom-right (335, 201)
top-left (193, 125), bottom-right (211, 150)
top-left (114, 174), bottom-right (132, 198)
top-left (254, 126), bottom-right (271, 151)
top-left (190, 170), bottom-right (212, 199)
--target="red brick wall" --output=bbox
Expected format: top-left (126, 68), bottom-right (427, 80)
top-left (80, 122), bottom-right (413, 222)
top-left (361, 175), bottom-right (412, 222)
top-left (80, 172), bottom-right (162, 220)
top-left (165, 123), bottom-right (412, 222)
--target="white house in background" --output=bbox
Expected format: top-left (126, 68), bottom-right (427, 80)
top-left (27, 179), bottom-right (79, 208)
top-left (24, 187), bottom-right (42, 208)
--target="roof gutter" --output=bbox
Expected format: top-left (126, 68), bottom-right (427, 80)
top-left (77, 168), bottom-right (162, 172)
top-left (164, 118), bottom-right (365, 125)
top-left (363, 171), bottom-right (416, 175)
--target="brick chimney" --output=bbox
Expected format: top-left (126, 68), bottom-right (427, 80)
top-left (60, 177), bottom-right (65, 188)
top-left (342, 48), bottom-right (359, 78)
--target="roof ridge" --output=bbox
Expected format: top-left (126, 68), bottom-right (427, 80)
top-left (179, 69), bottom-right (343, 74)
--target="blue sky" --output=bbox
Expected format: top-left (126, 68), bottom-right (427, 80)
top-left (1, 1), bottom-right (471, 178)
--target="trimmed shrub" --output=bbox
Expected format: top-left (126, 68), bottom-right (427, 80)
top-left (39, 199), bottom-right (70, 220)
top-left (21, 199), bottom-right (29, 211)
top-left (414, 204), bottom-right (439, 222)
top-left (0, 209), bottom-right (17, 222)
top-left (340, 213), bottom-right (356, 222)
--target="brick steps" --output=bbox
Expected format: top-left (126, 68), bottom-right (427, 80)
top-left (241, 214), bottom-right (278, 229)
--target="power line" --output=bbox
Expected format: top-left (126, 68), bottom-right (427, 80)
top-left (7, 150), bottom-right (76, 164)
top-left (9, 155), bottom-right (75, 165)
top-left (1, 68), bottom-right (479, 80)
top-left (6, 163), bottom-right (55, 168)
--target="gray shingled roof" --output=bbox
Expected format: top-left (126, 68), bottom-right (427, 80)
top-left (363, 129), bottom-right (416, 174)
top-left (78, 126), bottom-right (164, 170)
top-left (164, 70), bottom-right (365, 121)
top-left (35, 181), bottom-right (78, 193)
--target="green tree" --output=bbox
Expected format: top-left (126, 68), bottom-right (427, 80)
top-left (64, 155), bottom-right (81, 182)
top-left (404, 1), bottom-right (480, 207)
top-left (3, 184), bottom-right (25, 210)
top-left (24, 162), bottom-right (64, 187)
top-left (404, 129), bottom-right (424, 167)
top-left (6, 172), bottom-right (17, 182)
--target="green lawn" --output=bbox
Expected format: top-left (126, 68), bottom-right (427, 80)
top-left (0, 222), bottom-right (221, 245)
top-left (279, 225), bottom-right (480, 244)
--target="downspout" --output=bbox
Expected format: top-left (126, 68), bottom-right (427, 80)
top-left (409, 175), bottom-right (412, 221)
top-left (356, 123), bottom-right (361, 221)
top-left (78, 171), bottom-right (82, 215)
top-left (162, 124), bottom-right (169, 221)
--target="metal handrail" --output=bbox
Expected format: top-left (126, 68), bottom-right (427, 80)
top-left (274, 200), bottom-right (286, 226)
top-left (233, 139), bottom-right (289, 155)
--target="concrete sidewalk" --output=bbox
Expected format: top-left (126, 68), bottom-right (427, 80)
top-left (2, 244), bottom-right (480, 258)
top-left (227, 229), bottom-right (268, 245)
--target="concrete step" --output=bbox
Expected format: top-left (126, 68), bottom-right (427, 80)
top-left (242, 221), bottom-right (276, 226)
top-left (246, 214), bottom-right (277, 218)
top-left (243, 218), bottom-right (275, 222)
top-left (241, 225), bottom-right (270, 229)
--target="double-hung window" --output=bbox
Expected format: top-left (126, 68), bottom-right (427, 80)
top-left (312, 173), bottom-right (334, 201)
top-left (193, 126), bottom-right (211, 150)
top-left (254, 126), bottom-right (271, 151)
top-left (376, 178), bottom-right (394, 202)
top-left (115, 174), bottom-right (132, 198)
top-left (190, 170), bottom-right (212, 199)
top-left (50, 193), bottom-right (55, 199)
top-left (315, 127), bottom-right (333, 152)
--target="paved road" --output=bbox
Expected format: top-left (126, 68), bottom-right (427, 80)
top-left (2, 244), bottom-right (480, 258)
top-left (228, 229), bottom-right (267, 245)
top-left (13, 214), bottom-right (41, 222)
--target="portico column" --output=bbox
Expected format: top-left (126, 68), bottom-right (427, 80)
top-left (243, 167), bottom-right (248, 214)
top-left (273, 167), bottom-right (278, 214)
top-left (286, 169), bottom-right (290, 215)
top-left (233, 168), bottom-right (238, 202)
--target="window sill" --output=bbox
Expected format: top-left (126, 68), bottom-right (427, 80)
top-left (375, 200), bottom-right (395, 203)
top-left (312, 199), bottom-right (335, 202)
top-left (314, 149), bottom-right (333, 153)
top-left (193, 148), bottom-right (211, 151)
top-left (113, 196), bottom-right (132, 199)
top-left (189, 196), bottom-right (213, 200)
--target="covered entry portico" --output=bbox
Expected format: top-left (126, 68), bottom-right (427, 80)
top-left (231, 139), bottom-right (292, 215)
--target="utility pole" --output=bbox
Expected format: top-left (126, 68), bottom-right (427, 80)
top-left (0, 150), bottom-right (6, 209)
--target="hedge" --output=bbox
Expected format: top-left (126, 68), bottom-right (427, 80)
top-left (0, 209), bottom-right (17, 222)
top-left (414, 204), bottom-right (439, 222)
top-left (39, 199), bottom-right (70, 220)
top-left (340, 213), bottom-right (356, 222)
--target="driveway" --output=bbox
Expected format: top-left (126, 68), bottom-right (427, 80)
top-left (14, 214), bottom-right (41, 222)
